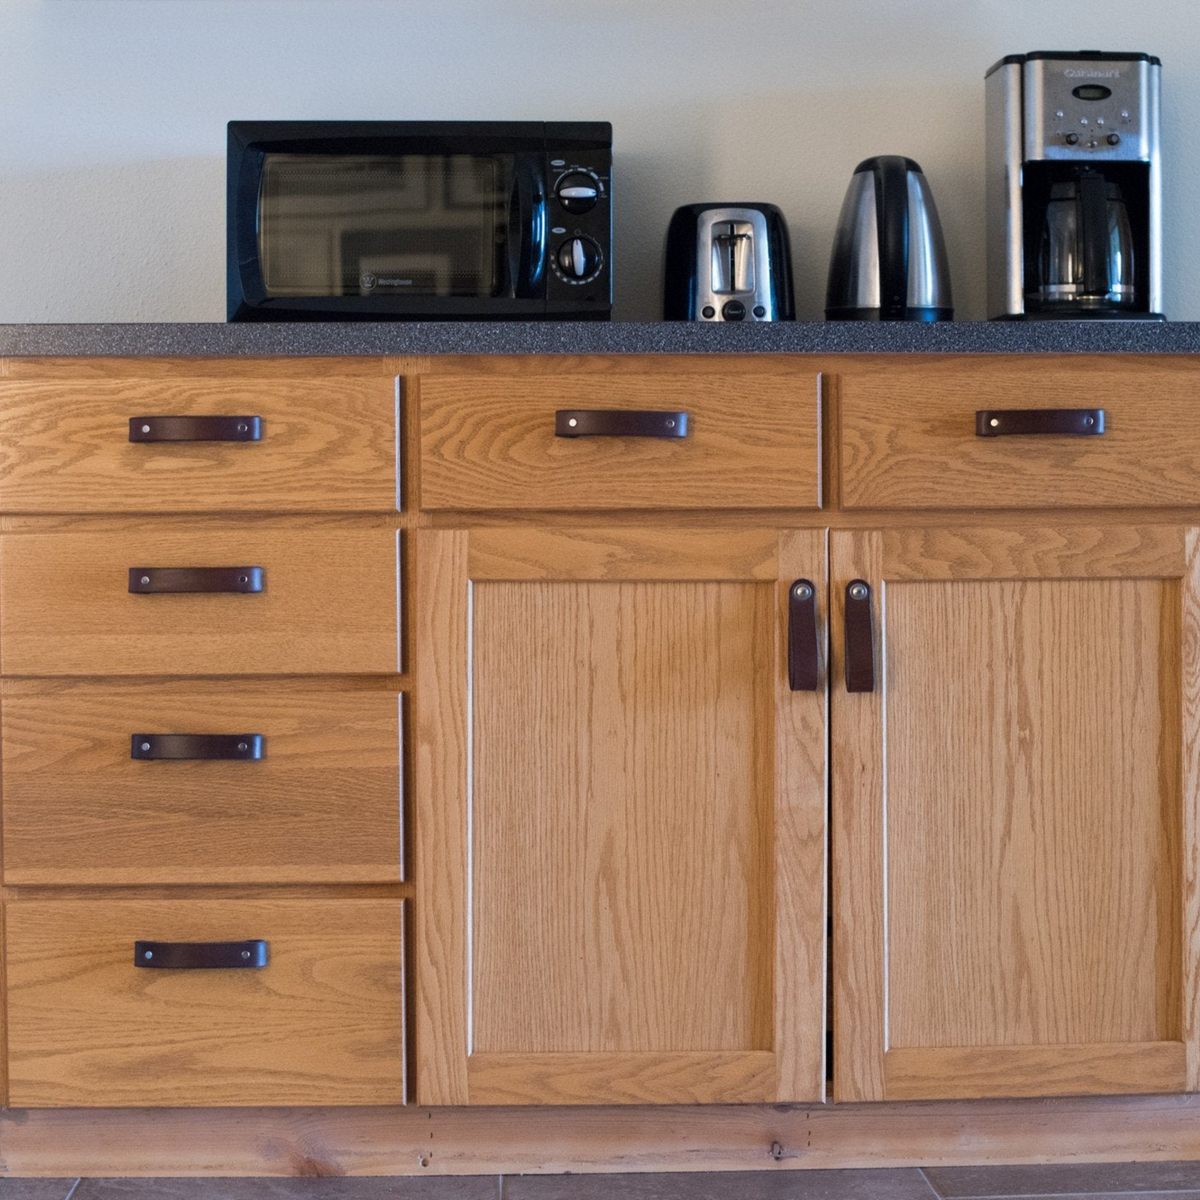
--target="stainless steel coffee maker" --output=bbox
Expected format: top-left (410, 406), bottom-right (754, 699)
top-left (985, 51), bottom-right (1163, 319)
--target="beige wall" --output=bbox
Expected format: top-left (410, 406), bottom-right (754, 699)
top-left (0, 0), bottom-right (1194, 322)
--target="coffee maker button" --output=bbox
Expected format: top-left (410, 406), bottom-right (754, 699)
top-left (1107, 133), bottom-right (1122, 146)
top-left (1065, 132), bottom-right (1080, 145)
top-left (721, 300), bottom-right (746, 322)
top-left (753, 305), bottom-right (766, 318)
top-left (702, 305), bottom-right (716, 319)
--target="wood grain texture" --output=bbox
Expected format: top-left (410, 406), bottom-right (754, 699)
top-left (467, 526), bottom-right (780, 580)
top-left (417, 368), bottom-right (820, 510)
top-left (1, 683), bottom-right (402, 885)
top-left (773, 529), bottom-right (829, 1100)
top-left (0, 526), bottom-right (400, 675)
top-left (466, 1052), bottom-right (777, 1105)
top-left (884, 1043), bottom-right (1186, 1100)
top-left (3, 898), bottom-right (405, 1107)
top-left (833, 525), bottom-right (1194, 1102)
top-left (417, 526), bottom-right (826, 1105)
top-left (414, 530), bottom-right (471, 1105)
top-left (886, 577), bottom-right (1180, 1050)
top-left (880, 525), bottom-right (1185, 579)
top-left (0, 375), bottom-right (399, 514)
top-left (830, 530), bottom-right (886, 1102)
top-left (1185, 529), bottom-right (1200, 1090)
top-left (13, 1094), bottom-right (1200, 1175)
top-left (471, 578), bottom-right (773, 1057)
top-left (839, 358), bottom-right (1200, 510)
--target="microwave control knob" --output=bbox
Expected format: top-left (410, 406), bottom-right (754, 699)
top-left (557, 236), bottom-right (602, 281)
top-left (556, 172), bottom-right (600, 214)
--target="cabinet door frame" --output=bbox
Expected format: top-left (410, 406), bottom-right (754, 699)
top-left (832, 525), bottom-right (1200, 1102)
top-left (415, 526), bottom-right (827, 1105)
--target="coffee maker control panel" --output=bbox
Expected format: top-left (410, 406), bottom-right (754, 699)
top-left (1025, 55), bottom-right (1159, 161)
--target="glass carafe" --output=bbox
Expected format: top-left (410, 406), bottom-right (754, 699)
top-left (1035, 173), bottom-right (1135, 312)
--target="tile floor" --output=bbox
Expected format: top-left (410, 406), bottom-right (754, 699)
top-left (5, 1162), bottom-right (1200, 1200)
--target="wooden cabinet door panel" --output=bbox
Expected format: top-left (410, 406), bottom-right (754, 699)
top-left (4, 898), bottom-right (405, 1107)
top-left (415, 526), bottom-right (827, 1104)
top-left (832, 525), bottom-right (1198, 1101)
top-left (1, 682), bottom-right (402, 885)
top-left (0, 526), bottom-right (400, 676)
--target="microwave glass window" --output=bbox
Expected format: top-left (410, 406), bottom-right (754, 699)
top-left (258, 154), bottom-right (507, 297)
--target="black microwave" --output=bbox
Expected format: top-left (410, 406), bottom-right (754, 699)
top-left (227, 120), bottom-right (612, 322)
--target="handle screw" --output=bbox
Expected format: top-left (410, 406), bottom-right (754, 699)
top-left (849, 583), bottom-right (869, 601)
top-left (238, 742), bottom-right (248, 752)
top-left (568, 418), bottom-right (578, 428)
top-left (141, 424), bottom-right (151, 434)
top-left (140, 575), bottom-right (151, 585)
top-left (141, 742), bottom-right (151, 752)
top-left (241, 950), bottom-right (251, 960)
top-left (793, 583), bottom-right (813, 600)
top-left (144, 950), bottom-right (153, 960)
top-left (237, 422), bottom-right (248, 433)
top-left (990, 417), bottom-right (1000, 427)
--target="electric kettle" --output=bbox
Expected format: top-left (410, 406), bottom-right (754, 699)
top-left (825, 156), bottom-right (953, 321)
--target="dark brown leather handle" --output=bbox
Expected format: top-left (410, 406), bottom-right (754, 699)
top-left (976, 409), bottom-right (1104, 437)
top-left (135, 940), bottom-right (268, 969)
top-left (128, 567), bottom-right (263, 594)
top-left (787, 579), bottom-right (819, 691)
top-left (845, 580), bottom-right (875, 694)
top-left (130, 416), bottom-right (261, 442)
top-left (556, 410), bottom-right (688, 438)
top-left (131, 734), bottom-right (264, 761)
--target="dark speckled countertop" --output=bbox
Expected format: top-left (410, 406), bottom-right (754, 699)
top-left (2, 320), bottom-right (1200, 357)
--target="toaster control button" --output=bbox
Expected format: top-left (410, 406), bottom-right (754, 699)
top-left (721, 299), bottom-right (746, 322)
top-left (556, 172), bottom-right (600, 214)
top-left (702, 305), bottom-right (716, 318)
top-left (557, 236), bottom-right (602, 281)
top-left (753, 305), bottom-right (766, 318)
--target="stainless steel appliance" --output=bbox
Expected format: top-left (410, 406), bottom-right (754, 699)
top-left (825, 156), bottom-right (953, 321)
top-left (663, 203), bottom-right (794, 321)
top-left (227, 121), bottom-right (611, 321)
top-left (985, 51), bottom-right (1162, 320)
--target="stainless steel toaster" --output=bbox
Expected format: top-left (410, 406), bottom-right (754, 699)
top-left (663, 202), bottom-right (795, 321)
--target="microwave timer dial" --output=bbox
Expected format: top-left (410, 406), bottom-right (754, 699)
top-left (555, 236), bottom-right (604, 283)
top-left (555, 168), bottom-right (603, 214)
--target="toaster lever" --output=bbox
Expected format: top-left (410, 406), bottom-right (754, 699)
top-left (711, 222), bottom-right (755, 294)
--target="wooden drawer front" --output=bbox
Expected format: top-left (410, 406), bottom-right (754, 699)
top-left (0, 527), bottom-right (400, 676)
top-left (839, 358), bottom-right (1200, 509)
top-left (0, 375), bottom-right (398, 514)
top-left (1, 683), bottom-right (402, 885)
top-left (418, 368), bottom-right (821, 510)
top-left (4, 898), bottom-right (405, 1106)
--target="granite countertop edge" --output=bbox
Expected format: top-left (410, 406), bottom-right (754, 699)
top-left (3, 321), bottom-right (1200, 357)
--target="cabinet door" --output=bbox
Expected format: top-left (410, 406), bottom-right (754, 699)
top-left (416, 527), bottom-right (827, 1104)
top-left (833, 526), bottom-right (1200, 1101)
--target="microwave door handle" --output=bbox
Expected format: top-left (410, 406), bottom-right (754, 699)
top-left (510, 158), bottom-right (546, 297)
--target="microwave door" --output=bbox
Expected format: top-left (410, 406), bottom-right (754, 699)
top-left (508, 152), bottom-right (548, 301)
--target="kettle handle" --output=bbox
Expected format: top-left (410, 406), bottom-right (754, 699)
top-left (875, 156), bottom-right (911, 319)
top-left (1079, 171), bottom-right (1112, 298)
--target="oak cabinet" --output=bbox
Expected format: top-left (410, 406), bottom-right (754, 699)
top-left (417, 363), bottom-right (822, 511)
top-left (4, 898), bottom-right (405, 1107)
top-left (832, 525), bottom-right (1199, 1102)
top-left (414, 526), bottom-right (828, 1104)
